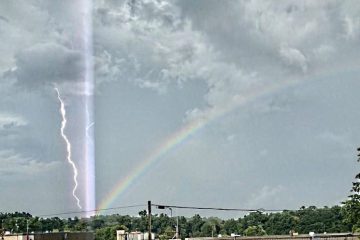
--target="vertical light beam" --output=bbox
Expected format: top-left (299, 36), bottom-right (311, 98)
top-left (55, 87), bottom-right (82, 209)
top-left (82, 0), bottom-right (96, 215)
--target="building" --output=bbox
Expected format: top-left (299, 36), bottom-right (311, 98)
top-left (1, 232), bottom-right (94, 240)
top-left (116, 230), bottom-right (155, 240)
top-left (185, 233), bottom-right (360, 240)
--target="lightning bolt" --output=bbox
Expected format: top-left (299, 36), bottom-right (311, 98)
top-left (55, 87), bottom-right (82, 209)
top-left (87, 122), bottom-right (94, 131)
top-left (86, 121), bottom-right (94, 136)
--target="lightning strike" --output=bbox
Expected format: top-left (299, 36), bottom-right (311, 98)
top-left (86, 122), bottom-right (94, 132)
top-left (55, 87), bottom-right (82, 209)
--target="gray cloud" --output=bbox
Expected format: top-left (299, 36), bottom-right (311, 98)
top-left (93, 0), bottom-right (360, 121)
top-left (279, 46), bottom-right (308, 73)
top-left (15, 43), bottom-right (83, 88)
top-left (0, 0), bottom-right (359, 215)
top-left (0, 113), bottom-right (27, 127)
top-left (0, 0), bottom-right (93, 95)
top-left (0, 1), bottom-right (92, 213)
top-left (0, 15), bottom-right (9, 23)
top-left (0, 150), bottom-right (59, 177)
top-left (0, 113), bottom-right (27, 138)
top-left (93, 0), bottom-right (360, 214)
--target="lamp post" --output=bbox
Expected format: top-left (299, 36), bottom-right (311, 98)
top-left (15, 220), bottom-right (18, 240)
top-left (168, 208), bottom-right (179, 239)
top-left (26, 219), bottom-right (29, 240)
top-left (175, 217), bottom-right (179, 239)
top-left (168, 208), bottom-right (172, 218)
top-left (156, 206), bottom-right (179, 239)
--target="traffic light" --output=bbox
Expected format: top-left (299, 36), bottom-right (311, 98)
top-left (358, 147), bottom-right (360, 162)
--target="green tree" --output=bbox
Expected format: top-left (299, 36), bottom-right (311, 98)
top-left (29, 217), bottom-right (42, 232)
top-left (90, 217), bottom-right (105, 230)
top-left (177, 216), bottom-right (188, 238)
top-left (158, 226), bottom-right (175, 240)
top-left (342, 147), bottom-right (360, 232)
top-left (202, 217), bottom-right (222, 237)
top-left (244, 225), bottom-right (267, 236)
top-left (264, 211), bottom-right (297, 235)
top-left (95, 226), bottom-right (116, 240)
top-left (152, 213), bottom-right (174, 235)
top-left (187, 214), bottom-right (204, 237)
top-left (238, 212), bottom-right (268, 235)
top-left (74, 218), bottom-right (88, 231)
top-left (223, 219), bottom-right (239, 235)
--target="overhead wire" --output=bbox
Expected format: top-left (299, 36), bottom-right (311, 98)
top-left (27, 202), bottom-right (294, 218)
top-left (152, 203), bottom-right (291, 213)
top-left (37, 204), bottom-right (146, 218)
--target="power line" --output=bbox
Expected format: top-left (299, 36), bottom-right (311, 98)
top-left (152, 203), bottom-right (290, 213)
top-left (37, 204), bottom-right (146, 218)
top-left (15, 202), bottom-right (294, 218)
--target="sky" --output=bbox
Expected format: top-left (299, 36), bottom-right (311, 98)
top-left (0, 0), bottom-right (360, 218)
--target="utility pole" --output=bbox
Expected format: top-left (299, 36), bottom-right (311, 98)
top-left (0, 219), bottom-right (4, 240)
top-left (148, 201), bottom-right (152, 240)
top-left (26, 219), bottom-right (29, 240)
top-left (175, 216), bottom-right (179, 239)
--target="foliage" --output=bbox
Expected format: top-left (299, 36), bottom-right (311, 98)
top-left (342, 147), bottom-right (360, 232)
top-left (0, 206), bottom-right (355, 238)
top-left (0, 149), bottom-right (358, 239)
top-left (244, 225), bottom-right (267, 236)
top-left (95, 226), bottom-right (117, 240)
top-left (2, 151), bottom-right (359, 238)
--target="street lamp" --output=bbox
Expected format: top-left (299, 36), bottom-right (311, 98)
top-left (26, 219), bottom-right (29, 240)
top-left (168, 208), bottom-right (173, 218)
top-left (156, 206), bottom-right (179, 239)
top-left (15, 220), bottom-right (19, 240)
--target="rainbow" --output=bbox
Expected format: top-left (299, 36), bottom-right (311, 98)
top-left (96, 78), bottom-right (299, 211)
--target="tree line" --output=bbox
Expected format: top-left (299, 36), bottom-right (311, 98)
top-left (1, 148), bottom-right (359, 240)
top-left (0, 204), bottom-right (358, 240)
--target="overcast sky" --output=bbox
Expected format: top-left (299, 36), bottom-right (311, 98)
top-left (0, 0), bottom-right (360, 218)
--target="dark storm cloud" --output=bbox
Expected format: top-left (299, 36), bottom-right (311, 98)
top-left (15, 43), bottom-right (83, 88)
top-left (0, 0), bottom-right (359, 216)
top-left (0, 15), bottom-right (9, 23)
top-left (0, 0), bottom-right (90, 214)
